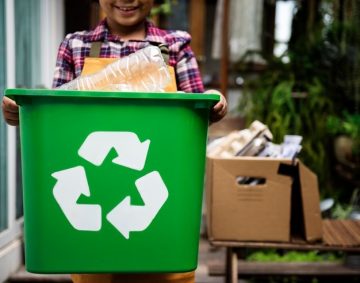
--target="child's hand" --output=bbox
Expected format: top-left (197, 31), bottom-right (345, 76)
top-left (205, 89), bottom-right (227, 123)
top-left (2, 97), bottom-right (19, 126)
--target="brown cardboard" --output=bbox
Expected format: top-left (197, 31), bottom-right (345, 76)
top-left (206, 157), bottom-right (322, 243)
top-left (297, 162), bottom-right (323, 241)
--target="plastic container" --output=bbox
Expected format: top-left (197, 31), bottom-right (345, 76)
top-left (58, 46), bottom-right (170, 92)
top-left (6, 88), bottom-right (219, 274)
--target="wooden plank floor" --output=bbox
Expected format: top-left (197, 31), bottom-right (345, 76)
top-left (323, 220), bottom-right (360, 247)
top-left (209, 260), bottom-right (360, 277)
top-left (208, 220), bottom-right (360, 282)
top-left (210, 220), bottom-right (360, 252)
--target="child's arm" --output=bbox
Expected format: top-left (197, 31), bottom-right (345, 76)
top-left (2, 96), bottom-right (19, 126)
top-left (52, 35), bottom-right (75, 88)
top-left (171, 33), bottom-right (227, 123)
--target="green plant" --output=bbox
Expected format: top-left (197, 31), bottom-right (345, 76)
top-left (246, 250), bottom-right (341, 282)
top-left (151, 0), bottom-right (176, 16)
top-left (239, 1), bottom-right (359, 197)
top-left (246, 249), bottom-right (340, 263)
top-left (327, 112), bottom-right (360, 156)
top-left (332, 202), bottom-right (353, 219)
top-left (240, 69), bottom-right (334, 191)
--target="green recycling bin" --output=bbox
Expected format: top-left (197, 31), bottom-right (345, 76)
top-left (6, 89), bottom-right (219, 274)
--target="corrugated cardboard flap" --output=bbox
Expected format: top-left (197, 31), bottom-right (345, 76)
top-left (297, 160), bottom-right (323, 242)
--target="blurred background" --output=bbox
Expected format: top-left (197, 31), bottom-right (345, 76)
top-left (0, 0), bottom-right (359, 282)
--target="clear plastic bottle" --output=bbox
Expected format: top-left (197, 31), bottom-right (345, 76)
top-left (58, 46), bottom-right (170, 92)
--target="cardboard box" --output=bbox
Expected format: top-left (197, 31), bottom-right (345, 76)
top-left (206, 157), bottom-right (322, 243)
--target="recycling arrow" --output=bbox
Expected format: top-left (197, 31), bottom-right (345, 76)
top-left (78, 131), bottom-right (150, 171)
top-left (52, 166), bottom-right (102, 231)
top-left (106, 171), bottom-right (168, 239)
top-left (51, 131), bottom-right (169, 239)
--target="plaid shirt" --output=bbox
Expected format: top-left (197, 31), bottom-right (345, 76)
top-left (52, 19), bottom-right (204, 93)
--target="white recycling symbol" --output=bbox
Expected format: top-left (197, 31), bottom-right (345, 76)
top-left (51, 131), bottom-right (168, 239)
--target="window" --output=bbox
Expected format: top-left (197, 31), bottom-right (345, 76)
top-left (0, 0), bottom-right (7, 233)
top-left (15, 0), bottom-right (41, 88)
top-left (1, 1), bottom-right (64, 281)
top-left (13, 0), bottom-right (42, 219)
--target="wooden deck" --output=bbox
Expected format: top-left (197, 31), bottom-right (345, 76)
top-left (209, 220), bottom-right (360, 283)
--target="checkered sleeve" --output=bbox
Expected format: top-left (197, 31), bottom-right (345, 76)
top-left (52, 35), bottom-right (75, 88)
top-left (175, 36), bottom-right (204, 93)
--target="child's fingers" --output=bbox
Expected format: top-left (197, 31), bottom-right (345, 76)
top-left (213, 96), bottom-right (227, 116)
top-left (4, 111), bottom-right (19, 120)
top-left (210, 101), bottom-right (227, 123)
top-left (213, 95), bottom-right (227, 111)
top-left (216, 105), bottom-right (227, 117)
top-left (2, 97), bottom-right (19, 113)
top-left (5, 118), bottom-right (19, 126)
top-left (2, 97), bottom-right (19, 126)
top-left (213, 101), bottom-right (223, 111)
top-left (204, 89), bottom-right (227, 111)
top-left (203, 90), bottom-right (228, 122)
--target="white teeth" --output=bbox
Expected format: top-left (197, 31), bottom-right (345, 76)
top-left (118, 7), bottom-right (135, 11)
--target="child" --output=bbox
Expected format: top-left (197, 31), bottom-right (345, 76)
top-left (2, 1), bottom-right (227, 282)
top-left (2, 0), bottom-right (227, 125)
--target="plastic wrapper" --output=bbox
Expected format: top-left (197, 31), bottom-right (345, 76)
top-left (58, 46), bottom-right (170, 92)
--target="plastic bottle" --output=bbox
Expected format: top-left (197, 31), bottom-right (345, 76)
top-left (58, 46), bottom-right (170, 92)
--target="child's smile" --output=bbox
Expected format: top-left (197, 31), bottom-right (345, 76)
top-left (100, 0), bottom-right (154, 39)
top-left (112, 3), bottom-right (140, 17)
